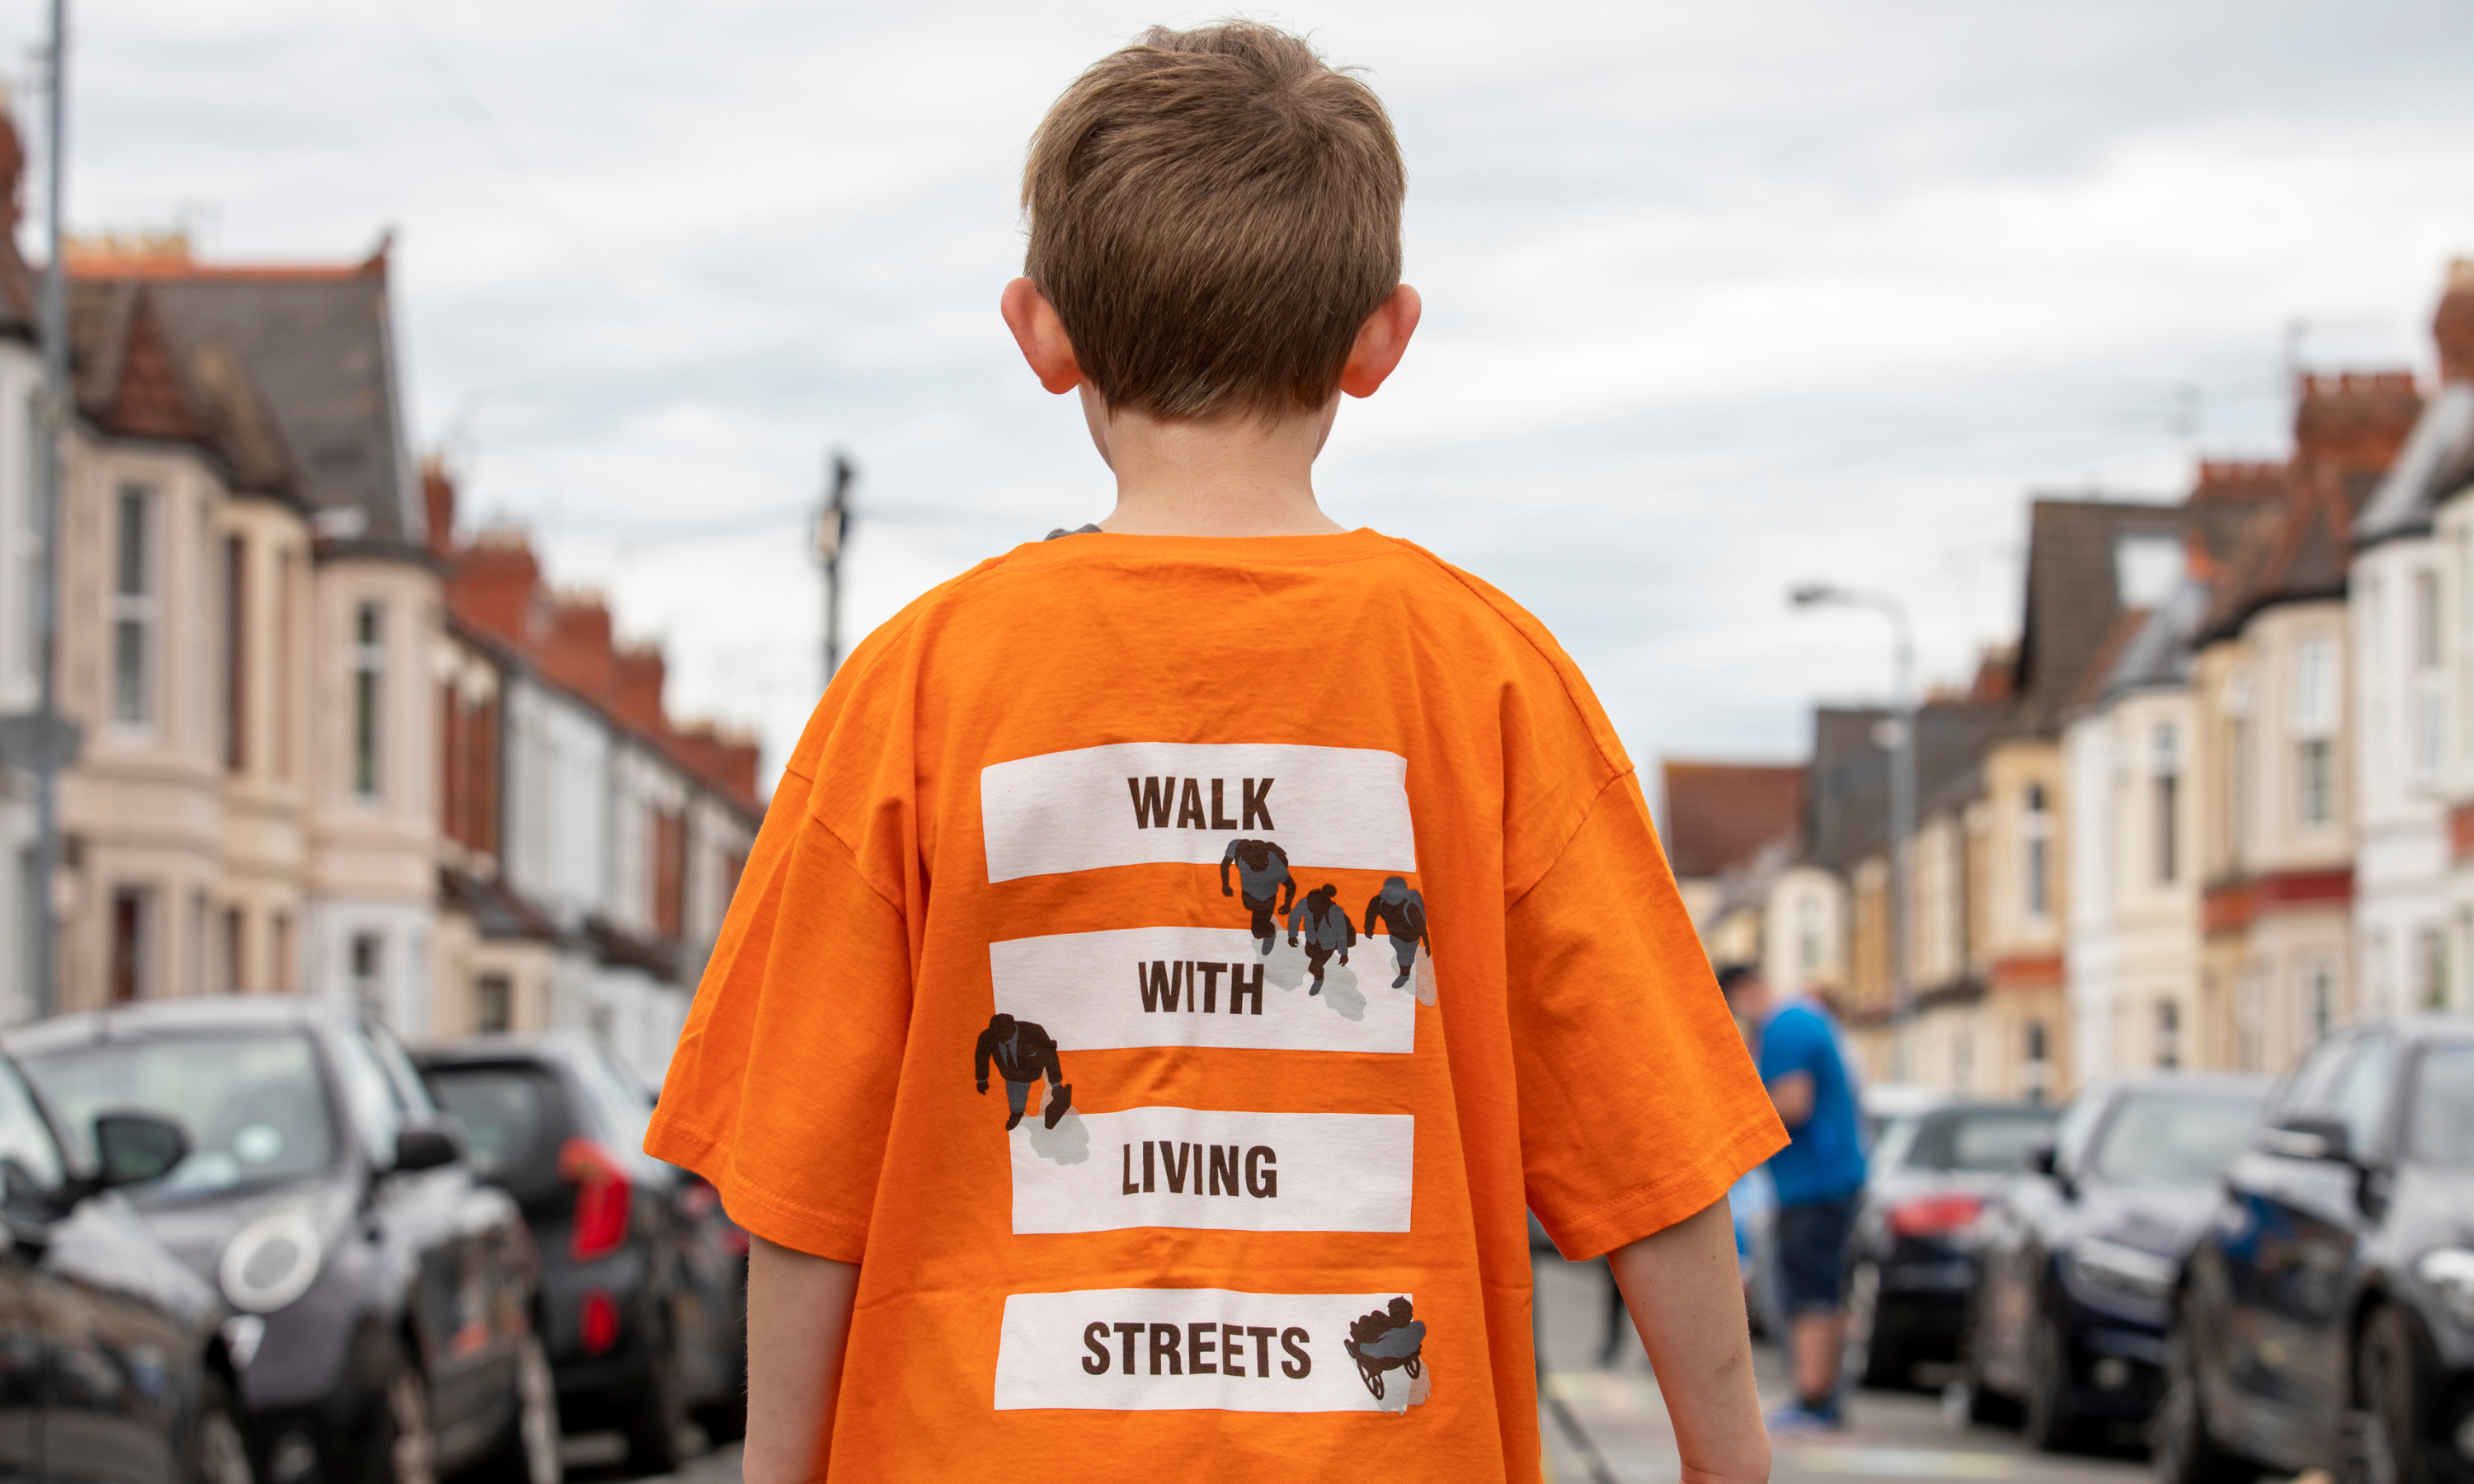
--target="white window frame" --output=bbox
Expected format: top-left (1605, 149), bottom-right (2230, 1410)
top-left (351, 601), bottom-right (385, 800)
top-left (110, 483), bottom-right (158, 730)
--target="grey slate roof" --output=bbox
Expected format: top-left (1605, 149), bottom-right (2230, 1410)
top-left (2356, 383), bottom-right (2474, 547)
top-left (68, 258), bottom-right (421, 547)
top-left (2097, 574), bottom-right (2210, 701)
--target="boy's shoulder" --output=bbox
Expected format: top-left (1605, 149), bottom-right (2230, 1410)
top-left (793, 528), bottom-right (1629, 777)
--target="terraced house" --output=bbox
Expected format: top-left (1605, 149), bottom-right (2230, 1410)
top-left (0, 104), bottom-right (762, 1079)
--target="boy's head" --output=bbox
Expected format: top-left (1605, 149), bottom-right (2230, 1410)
top-left (1020, 21), bottom-right (1405, 423)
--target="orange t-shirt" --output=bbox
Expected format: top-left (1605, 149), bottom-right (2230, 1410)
top-left (646, 527), bottom-right (1784, 1482)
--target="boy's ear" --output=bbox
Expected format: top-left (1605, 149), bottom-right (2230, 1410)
top-left (1338, 284), bottom-right (1422, 399)
top-left (1001, 278), bottom-right (1084, 394)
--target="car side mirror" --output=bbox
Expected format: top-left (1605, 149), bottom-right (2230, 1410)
top-left (393, 1116), bottom-right (464, 1174)
top-left (93, 1111), bottom-right (190, 1189)
top-left (2263, 1113), bottom-right (2350, 1163)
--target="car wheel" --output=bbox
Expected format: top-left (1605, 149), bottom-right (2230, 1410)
top-left (1957, 1289), bottom-right (2020, 1427)
top-left (2020, 1309), bottom-right (2085, 1453)
top-left (2153, 1302), bottom-right (2255, 1484)
top-left (2350, 1306), bottom-right (2430, 1484)
top-left (188, 1371), bottom-right (254, 1484)
top-left (371, 1351), bottom-right (436, 1484)
top-left (471, 1332), bottom-right (562, 1484)
top-left (1846, 1260), bottom-right (1895, 1390)
top-left (622, 1331), bottom-right (690, 1476)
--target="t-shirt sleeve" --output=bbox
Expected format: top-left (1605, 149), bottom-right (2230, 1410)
top-left (644, 761), bottom-right (915, 1262)
top-left (1510, 770), bottom-right (1788, 1261)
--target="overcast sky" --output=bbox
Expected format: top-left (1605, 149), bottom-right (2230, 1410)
top-left (17, 1), bottom-right (2474, 794)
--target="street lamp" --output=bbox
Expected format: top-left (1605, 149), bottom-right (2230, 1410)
top-left (1793, 581), bottom-right (1917, 1083)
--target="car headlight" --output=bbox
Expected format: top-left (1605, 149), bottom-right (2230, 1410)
top-left (220, 1209), bottom-right (324, 1313)
top-left (2071, 1237), bottom-right (2178, 1303)
top-left (2417, 1247), bottom-right (2474, 1328)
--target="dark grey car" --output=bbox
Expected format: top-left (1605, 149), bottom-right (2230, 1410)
top-left (415, 1036), bottom-right (745, 1476)
top-left (7, 998), bottom-right (560, 1484)
top-left (2158, 1015), bottom-right (2474, 1484)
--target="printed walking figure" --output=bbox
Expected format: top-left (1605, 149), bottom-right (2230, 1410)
top-left (1220, 838), bottom-right (1296, 956)
top-left (1286, 883), bottom-right (1357, 996)
top-left (974, 1013), bottom-right (1072, 1130)
top-left (1362, 876), bottom-right (1430, 989)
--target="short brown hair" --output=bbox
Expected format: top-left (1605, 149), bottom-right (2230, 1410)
top-left (1023, 21), bottom-right (1404, 421)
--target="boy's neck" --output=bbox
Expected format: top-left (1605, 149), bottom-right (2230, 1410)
top-left (1086, 387), bottom-right (1348, 538)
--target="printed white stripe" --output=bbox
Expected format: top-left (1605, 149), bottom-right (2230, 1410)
top-left (981, 742), bottom-right (1415, 883)
top-left (1010, 1109), bottom-right (1413, 1235)
top-left (990, 927), bottom-right (1419, 1055)
top-left (995, 1288), bottom-right (1432, 1414)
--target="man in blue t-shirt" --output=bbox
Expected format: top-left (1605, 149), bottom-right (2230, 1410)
top-left (1719, 963), bottom-right (1865, 1431)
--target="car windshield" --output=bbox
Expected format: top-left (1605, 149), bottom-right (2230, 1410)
top-left (427, 1064), bottom-right (562, 1186)
top-left (22, 1033), bottom-right (336, 1198)
top-left (2088, 1091), bottom-right (2262, 1186)
top-left (2406, 1043), bottom-right (2474, 1168)
top-left (1903, 1106), bottom-right (2058, 1173)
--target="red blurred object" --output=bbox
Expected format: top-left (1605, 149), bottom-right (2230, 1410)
top-left (578, 1289), bottom-right (620, 1355)
top-left (560, 1138), bottom-right (632, 1259)
top-left (717, 1223), bottom-right (750, 1258)
top-left (1887, 1193), bottom-right (1985, 1237)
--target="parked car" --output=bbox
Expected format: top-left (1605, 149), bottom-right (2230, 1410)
top-left (1961, 1073), bottom-right (2269, 1450)
top-left (2157, 1014), bottom-right (2474, 1484)
top-left (0, 1040), bottom-right (251, 1484)
top-left (416, 1036), bottom-right (746, 1473)
top-left (1846, 1100), bottom-right (2058, 1390)
top-left (8, 997), bottom-right (560, 1484)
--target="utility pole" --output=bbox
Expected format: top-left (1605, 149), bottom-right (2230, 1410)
top-left (1, 0), bottom-right (75, 1021)
top-left (814, 451), bottom-right (854, 688)
top-left (1791, 582), bottom-right (1917, 1082)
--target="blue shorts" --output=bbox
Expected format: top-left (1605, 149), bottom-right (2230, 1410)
top-left (1775, 1194), bottom-right (1857, 1317)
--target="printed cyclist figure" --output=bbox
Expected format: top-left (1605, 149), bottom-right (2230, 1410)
top-left (973, 1013), bottom-right (1072, 1131)
top-left (1362, 876), bottom-right (1431, 989)
top-left (1286, 882), bottom-right (1357, 996)
top-left (1221, 838), bottom-right (1296, 956)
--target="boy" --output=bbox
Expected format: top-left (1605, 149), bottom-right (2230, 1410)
top-left (646, 22), bottom-right (1785, 1483)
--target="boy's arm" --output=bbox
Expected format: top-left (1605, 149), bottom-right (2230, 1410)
top-left (972, 1032), bottom-right (991, 1092)
top-left (1608, 1195), bottom-right (1771, 1484)
top-left (745, 1237), bottom-right (860, 1484)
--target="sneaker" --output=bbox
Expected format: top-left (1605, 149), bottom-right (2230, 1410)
top-left (1308, 980), bottom-right (1322, 996)
top-left (1045, 1087), bottom-right (1072, 1129)
top-left (1392, 970), bottom-right (1411, 989)
top-left (1259, 937), bottom-right (1273, 956)
top-left (1005, 1110), bottom-right (1024, 1132)
top-left (1764, 1399), bottom-right (1843, 1435)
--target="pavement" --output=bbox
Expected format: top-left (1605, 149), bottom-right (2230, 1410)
top-left (1530, 1252), bottom-right (2152, 1484)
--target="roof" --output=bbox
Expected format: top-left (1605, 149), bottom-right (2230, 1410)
top-left (2111, 577), bottom-right (2213, 697)
top-left (2358, 383), bottom-right (2474, 547)
top-left (1661, 760), bottom-right (1806, 880)
top-left (1804, 700), bottom-right (2009, 871)
top-left (2, 993), bottom-right (367, 1057)
top-left (67, 247), bottom-right (421, 547)
top-left (2011, 497), bottom-right (2269, 735)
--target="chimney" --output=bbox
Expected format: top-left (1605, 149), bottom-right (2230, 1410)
top-left (2190, 460), bottom-right (2286, 505)
top-left (2293, 370), bottom-right (2422, 479)
top-left (542, 594), bottom-right (617, 702)
top-left (421, 456), bottom-right (455, 556)
top-left (613, 646), bottom-right (666, 731)
top-left (673, 721), bottom-right (762, 805)
top-left (445, 531), bottom-right (541, 646)
top-left (2439, 259), bottom-right (2474, 385)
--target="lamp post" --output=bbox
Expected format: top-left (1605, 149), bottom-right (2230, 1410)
top-left (1792, 582), bottom-right (1917, 1082)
